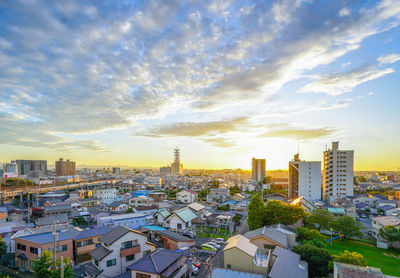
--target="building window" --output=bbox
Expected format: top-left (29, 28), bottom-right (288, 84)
top-left (94, 259), bottom-right (99, 266)
top-left (57, 245), bottom-right (67, 252)
top-left (17, 243), bottom-right (26, 251)
top-left (126, 254), bottom-right (135, 262)
top-left (106, 259), bottom-right (116, 267)
top-left (30, 247), bottom-right (38, 254)
top-left (227, 264), bottom-right (231, 269)
top-left (136, 273), bottom-right (151, 278)
top-left (30, 261), bottom-right (35, 268)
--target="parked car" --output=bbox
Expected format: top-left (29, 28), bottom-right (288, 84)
top-left (212, 238), bottom-right (225, 245)
top-left (191, 265), bottom-right (199, 275)
top-left (202, 243), bottom-right (217, 252)
top-left (207, 242), bottom-right (221, 249)
top-left (192, 260), bottom-right (201, 269)
top-left (183, 230), bottom-right (197, 239)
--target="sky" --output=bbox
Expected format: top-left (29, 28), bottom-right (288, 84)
top-left (0, 0), bottom-right (399, 171)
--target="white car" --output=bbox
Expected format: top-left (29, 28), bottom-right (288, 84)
top-left (207, 242), bottom-right (221, 249)
top-left (212, 238), bottom-right (225, 245)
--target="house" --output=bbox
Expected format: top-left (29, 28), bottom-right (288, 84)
top-left (126, 248), bottom-right (189, 278)
top-left (223, 234), bottom-right (268, 275)
top-left (187, 202), bottom-right (205, 214)
top-left (268, 246), bottom-right (308, 278)
top-left (155, 230), bottom-right (195, 250)
top-left (97, 213), bottom-right (153, 230)
top-left (132, 205), bottom-right (158, 216)
top-left (333, 199), bottom-right (357, 218)
top-left (78, 198), bottom-right (100, 208)
top-left (87, 207), bottom-right (109, 223)
top-left (108, 201), bottom-right (128, 213)
top-left (176, 189), bottom-right (198, 204)
top-left (93, 188), bottom-right (118, 205)
top-left (148, 192), bottom-right (167, 202)
top-left (36, 214), bottom-right (70, 228)
top-left (128, 195), bottom-right (154, 207)
top-left (376, 199), bottom-right (397, 208)
top-left (327, 207), bottom-right (346, 216)
top-left (86, 226), bottom-right (156, 278)
top-left (333, 262), bottom-right (386, 278)
top-left (243, 225), bottom-right (296, 250)
top-left (377, 205), bottom-right (398, 216)
top-left (74, 226), bottom-right (113, 264)
top-left (154, 208), bottom-right (170, 227)
top-left (265, 193), bottom-right (287, 202)
top-left (15, 228), bottom-right (80, 271)
top-left (164, 207), bottom-right (197, 232)
top-left (187, 202), bottom-right (211, 223)
top-left (44, 204), bottom-right (73, 216)
top-left (371, 216), bottom-right (400, 238)
top-left (207, 188), bottom-right (229, 203)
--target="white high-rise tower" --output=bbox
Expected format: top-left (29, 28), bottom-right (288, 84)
top-left (289, 154), bottom-right (321, 200)
top-left (322, 142), bottom-right (354, 201)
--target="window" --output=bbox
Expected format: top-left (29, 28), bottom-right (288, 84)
top-left (126, 254), bottom-right (135, 261)
top-left (143, 250), bottom-right (151, 256)
top-left (30, 247), bottom-right (38, 254)
top-left (17, 243), bottom-right (26, 251)
top-left (30, 261), bottom-right (35, 268)
top-left (106, 259), bottom-right (116, 267)
top-left (227, 264), bottom-right (231, 269)
top-left (136, 273), bottom-right (151, 278)
top-left (57, 245), bottom-right (67, 252)
top-left (94, 260), bottom-right (99, 267)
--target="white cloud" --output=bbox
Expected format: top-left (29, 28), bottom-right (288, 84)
top-left (377, 53), bottom-right (400, 65)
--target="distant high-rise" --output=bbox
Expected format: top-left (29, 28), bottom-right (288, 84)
top-left (55, 158), bottom-right (76, 176)
top-left (112, 167), bottom-right (121, 174)
top-left (171, 147), bottom-right (183, 175)
top-left (2, 161), bottom-right (18, 178)
top-left (160, 166), bottom-right (171, 176)
top-left (323, 142), bottom-right (354, 201)
top-left (251, 158), bottom-right (266, 182)
top-left (289, 154), bottom-right (321, 200)
top-left (16, 160), bottom-right (47, 177)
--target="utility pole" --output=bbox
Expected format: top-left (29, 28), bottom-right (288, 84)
top-left (208, 254), bottom-right (213, 278)
top-left (53, 222), bottom-right (58, 265)
top-left (60, 256), bottom-right (65, 278)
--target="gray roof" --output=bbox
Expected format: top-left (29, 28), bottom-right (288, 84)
top-left (83, 262), bottom-right (102, 277)
top-left (156, 230), bottom-right (194, 242)
top-left (36, 214), bottom-right (69, 226)
top-left (74, 226), bottom-right (113, 240)
top-left (269, 247), bottom-right (308, 278)
top-left (100, 226), bottom-right (138, 245)
top-left (127, 249), bottom-right (182, 274)
top-left (90, 245), bottom-right (112, 260)
top-left (211, 268), bottom-right (264, 278)
top-left (78, 197), bottom-right (100, 203)
top-left (44, 204), bottom-right (72, 212)
top-left (244, 226), bottom-right (288, 248)
top-left (109, 200), bottom-right (124, 207)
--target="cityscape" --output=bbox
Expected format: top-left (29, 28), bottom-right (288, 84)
top-left (1, 1), bottom-right (400, 278)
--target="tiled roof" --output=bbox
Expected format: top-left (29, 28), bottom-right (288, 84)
top-left (74, 226), bottom-right (113, 240)
top-left (109, 201), bottom-right (124, 207)
top-left (269, 246), bottom-right (308, 278)
top-left (18, 228), bottom-right (80, 244)
top-left (44, 204), bottom-right (71, 211)
top-left (168, 207), bottom-right (197, 223)
top-left (134, 205), bottom-right (157, 211)
top-left (90, 245), bottom-right (112, 260)
top-left (187, 202), bottom-right (205, 212)
top-left (36, 214), bottom-right (69, 226)
top-left (100, 225), bottom-right (145, 245)
top-left (127, 249), bottom-right (182, 274)
top-left (244, 226), bottom-right (288, 248)
top-left (223, 235), bottom-right (257, 257)
top-left (156, 230), bottom-right (194, 242)
top-left (377, 205), bottom-right (397, 211)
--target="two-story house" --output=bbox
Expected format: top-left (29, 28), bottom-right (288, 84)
top-left (108, 201), bottom-right (128, 213)
top-left (128, 196), bottom-right (154, 207)
top-left (164, 207), bottom-right (197, 232)
top-left (176, 189), bottom-right (198, 204)
top-left (86, 226), bottom-right (156, 278)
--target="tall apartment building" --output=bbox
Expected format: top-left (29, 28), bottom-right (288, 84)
top-left (323, 142), bottom-right (354, 201)
top-left (2, 161), bottom-right (18, 177)
top-left (112, 167), bottom-right (121, 174)
top-left (16, 160), bottom-right (47, 177)
top-left (171, 147), bottom-right (183, 175)
top-left (251, 158), bottom-right (266, 182)
top-left (289, 154), bottom-right (321, 200)
top-left (55, 158), bottom-right (76, 176)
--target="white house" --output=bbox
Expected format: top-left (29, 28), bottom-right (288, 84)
top-left (176, 189), bottom-right (198, 204)
top-left (165, 207), bottom-right (197, 232)
top-left (93, 188), bottom-right (118, 205)
top-left (154, 208), bottom-right (171, 227)
top-left (371, 216), bottom-right (400, 239)
top-left (128, 195), bottom-right (154, 207)
top-left (108, 201), bottom-right (128, 213)
top-left (86, 226), bottom-right (156, 278)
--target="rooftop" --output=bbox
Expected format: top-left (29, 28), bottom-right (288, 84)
top-left (98, 212), bottom-right (147, 221)
top-left (210, 268), bottom-right (264, 278)
top-left (269, 246), bottom-right (308, 278)
top-left (244, 226), bottom-right (289, 248)
top-left (223, 234), bottom-right (257, 257)
top-left (156, 230), bottom-right (194, 242)
top-left (18, 228), bottom-right (80, 244)
top-left (127, 249), bottom-right (183, 275)
top-left (74, 226), bottom-right (113, 240)
top-left (334, 262), bottom-right (384, 278)
top-left (372, 216), bottom-right (400, 226)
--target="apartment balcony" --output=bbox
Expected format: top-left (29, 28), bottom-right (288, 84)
top-left (120, 244), bottom-right (140, 257)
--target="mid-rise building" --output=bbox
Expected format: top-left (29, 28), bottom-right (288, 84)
top-left (16, 160), bottom-right (47, 177)
top-left (159, 166), bottom-right (171, 175)
top-left (289, 154), bottom-right (321, 200)
top-left (112, 167), bottom-right (120, 174)
top-left (322, 142), bottom-right (354, 201)
top-left (251, 158), bottom-right (266, 182)
top-left (93, 188), bottom-right (117, 205)
top-left (55, 158), bottom-right (76, 176)
top-left (2, 161), bottom-right (18, 178)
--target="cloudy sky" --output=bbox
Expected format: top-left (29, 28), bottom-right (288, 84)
top-left (0, 0), bottom-right (399, 170)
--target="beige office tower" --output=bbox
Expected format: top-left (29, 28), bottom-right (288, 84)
top-left (55, 158), bottom-right (76, 176)
top-left (251, 158), bottom-right (266, 182)
top-left (323, 142), bottom-right (354, 201)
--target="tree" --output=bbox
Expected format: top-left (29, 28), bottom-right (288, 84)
top-left (32, 250), bottom-right (72, 278)
top-left (0, 237), bottom-right (7, 257)
top-left (247, 194), bottom-right (265, 230)
top-left (296, 227), bottom-right (325, 242)
top-left (262, 176), bottom-right (271, 184)
top-left (379, 225), bottom-right (400, 247)
top-left (263, 200), bottom-right (306, 226)
top-left (333, 216), bottom-right (363, 239)
top-left (292, 244), bottom-right (332, 278)
top-left (233, 214), bottom-right (242, 226)
top-left (303, 238), bottom-right (326, 249)
top-left (305, 209), bottom-right (335, 231)
top-left (229, 185), bottom-right (241, 196)
top-left (332, 250), bottom-right (366, 266)
top-left (72, 216), bottom-right (87, 226)
top-left (127, 207), bottom-right (133, 213)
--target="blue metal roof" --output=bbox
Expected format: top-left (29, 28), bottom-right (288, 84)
top-left (74, 226), bottom-right (113, 240)
top-left (142, 225), bottom-right (167, 231)
top-left (19, 228), bottom-right (80, 244)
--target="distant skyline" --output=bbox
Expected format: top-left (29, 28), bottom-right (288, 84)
top-left (0, 1), bottom-right (399, 171)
